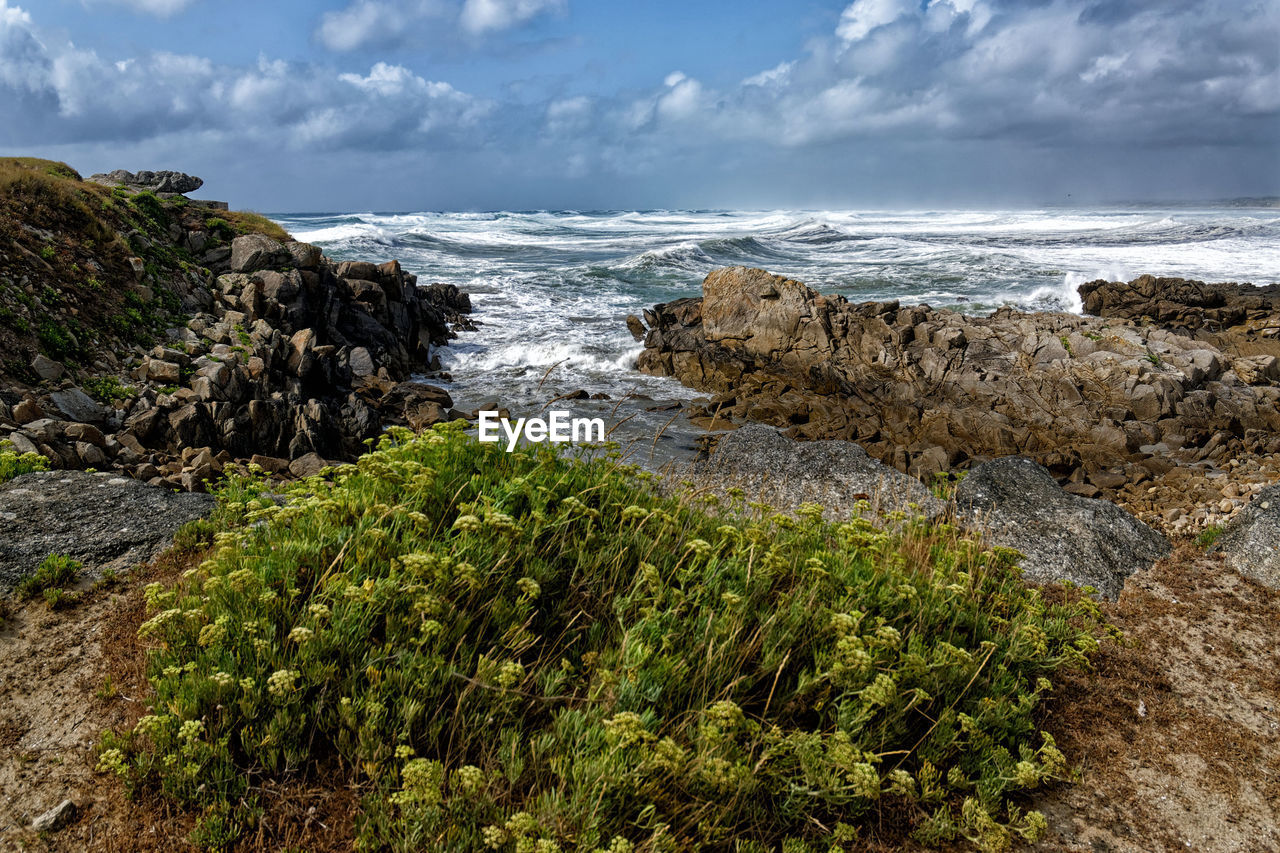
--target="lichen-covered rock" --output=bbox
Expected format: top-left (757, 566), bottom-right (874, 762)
top-left (1211, 484), bottom-right (1280, 588)
top-left (0, 471), bottom-right (214, 592)
top-left (693, 423), bottom-right (946, 520)
top-left (954, 456), bottom-right (1171, 598)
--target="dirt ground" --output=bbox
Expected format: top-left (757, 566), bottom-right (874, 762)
top-left (1033, 546), bottom-right (1280, 853)
top-left (0, 546), bottom-right (1276, 853)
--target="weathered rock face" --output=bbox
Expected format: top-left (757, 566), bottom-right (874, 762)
top-left (1211, 484), bottom-right (1280, 588)
top-left (0, 233), bottom-right (474, 491)
top-left (693, 423), bottom-right (946, 520)
top-left (0, 471), bottom-right (214, 591)
top-left (954, 457), bottom-right (1171, 598)
top-left (88, 169), bottom-right (204, 195)
top-left (636, 267), bottom-right (1280, 523)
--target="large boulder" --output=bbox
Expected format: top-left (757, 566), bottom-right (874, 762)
top-left (230, 234), bottom-right (290, 274)
top-left (1211, 484), bottom-right (1280, 588)
top-left (693, 423), bottom-right (945, 520)
top-left (954, 457), bottom-right (1171, 598)
top-left (0, 471), bottom-right (214, 591)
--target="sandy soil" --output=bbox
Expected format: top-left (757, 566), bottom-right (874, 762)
top-left (0, 546), bottom-right (1275, 852)
top-left (1034, 547), bottom-right (1280, 853)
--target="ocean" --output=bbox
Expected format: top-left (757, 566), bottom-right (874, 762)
top-left (272, 208), bottom-right (1280, 463)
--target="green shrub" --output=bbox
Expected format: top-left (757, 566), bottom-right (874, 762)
top-left (0, 439), bottom-right (48, 485)
top-left (1195, 525), bottom-right (1224, 548)
top-left (36, 319), bottom-right (76, 361)
top-left (83, 375), bottom-right (137, 403)
top-left (17, 553), bottom-right (80, 600)
top-left (103, 424), bottom-right (1106, 852)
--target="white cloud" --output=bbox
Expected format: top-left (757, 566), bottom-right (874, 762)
top-left (316, 0), bottom-right (562, 51)
top-left (836, 0), bottom-right (916, 42)
top-left (316, 0), bottom-right (449, 53)
top-left (544, 95), bottom-right (591, 134)
top-left (0, 6), bottom-right (489, 151)
top-left (0, 0), bottom-right (49, 93)
top-left (90, 0), bottom-right (199, 17)
top-left (460, 0), bottom-right (563, 34)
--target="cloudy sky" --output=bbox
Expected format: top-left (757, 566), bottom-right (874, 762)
top-left (1, 0), bottom-right (1276, 211)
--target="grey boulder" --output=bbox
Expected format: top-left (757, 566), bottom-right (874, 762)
top-left (230, 234), bottom-right (289, 274)
top-left (0, 471), bottom-right (214, 592)
top-left (954, 456), bottom-right (1171, 599)
top-left (693, 423), bottom-right (945, 520)
top-left (1211, 484), bottom-right (1280, 588)
top-left (49, 388), bottom-right (105, 424)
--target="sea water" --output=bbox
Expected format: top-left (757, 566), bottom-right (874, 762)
top-left (273, 207), bottom-right (1280, 463)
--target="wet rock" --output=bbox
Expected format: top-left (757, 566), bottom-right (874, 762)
top-left (954, 457), bottom-right (1171, 599)
top-left (0, 471), bottom-right (214, 591)
top-left (694, 423), bottom-right (945, 520)
top-left (626, 314), bottom-right (647, 341)
top-left (1211, 484), bottom-right (1280, 588)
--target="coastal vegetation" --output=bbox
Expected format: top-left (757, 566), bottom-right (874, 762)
top-left (0, 439), bottom-right (49, 485)
top-left (101, 423), bottom-right (1108, 852)
top-left (0, 157), bottom-right (288, 382)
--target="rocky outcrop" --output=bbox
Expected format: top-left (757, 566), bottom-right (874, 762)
top-left (1079, 275), bottom-right (1280, 341)
top-left (636, 267), bottom-right (1280, 528)
top-left (0, 233), bottom-right (474, 491)
top-left (693, 423), bottom-right (945, 520)
top-left (1211, 484), bottom-right (1280, 588)
top-left (88, 169), bottom-right (204, 195)
top-left (954, 457), bottom-right (1171, 598)
top-left (0, 471), bottom-right (214, 591)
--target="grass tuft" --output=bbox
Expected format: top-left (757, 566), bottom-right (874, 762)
top-left (101, 423), bottom-right (1108, 852)
top-left (17, 553), bottom-right (81, 601)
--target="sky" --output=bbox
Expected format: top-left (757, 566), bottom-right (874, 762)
top-left (0, 0), bottom-right (1276, 211)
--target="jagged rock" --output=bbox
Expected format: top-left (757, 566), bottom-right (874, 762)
top-left (637, 267), bottom-right (1280, 502)
top-left (1211, 484), bottom-right (1280, 588)
top-left (626, 314), bottom-right (646, 341)
top-left (954, 457), bottom-right (1171, 598)
top-left (694, 423), bottom-right (946, 520)
top-left (0, 471), bottom-right (214, 591)
top-left (1079, 275), bottom-right (1280, 338)
top-left (88, 169), bottom-right (203, 194)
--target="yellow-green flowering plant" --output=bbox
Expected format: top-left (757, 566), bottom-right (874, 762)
top-left (103, 422), bottom-right (1107, 852)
